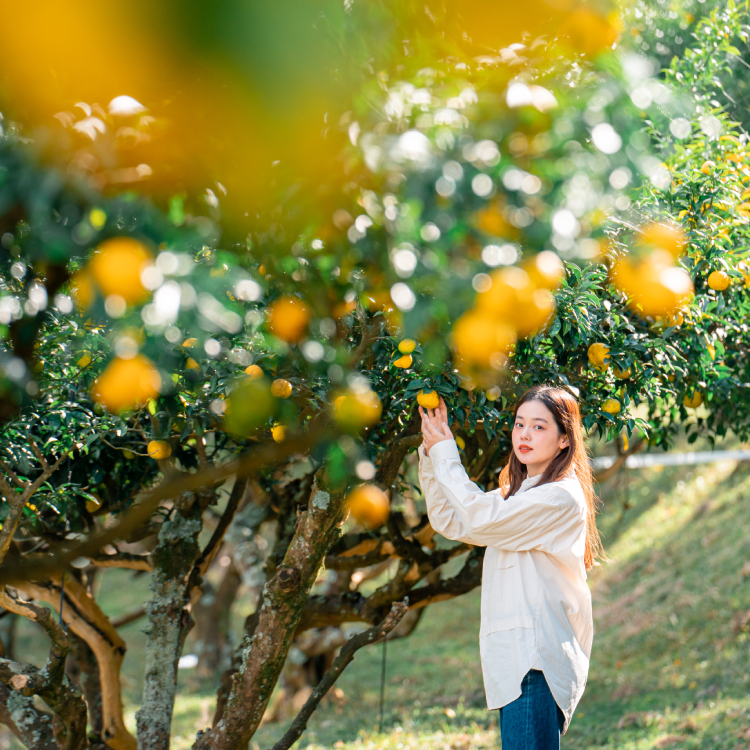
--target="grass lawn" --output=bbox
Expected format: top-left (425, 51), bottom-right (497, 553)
top-left (4, 437), bottom-right (750, 750)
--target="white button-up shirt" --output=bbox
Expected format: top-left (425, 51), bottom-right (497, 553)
top-left (418, 439), bottom-right (593, 735)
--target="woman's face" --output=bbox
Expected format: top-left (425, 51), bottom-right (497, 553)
top-left (512, 399), bottom-right (569, 476)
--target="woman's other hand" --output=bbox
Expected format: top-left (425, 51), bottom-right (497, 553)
top-left (419, 396), bottom-right (453, 457)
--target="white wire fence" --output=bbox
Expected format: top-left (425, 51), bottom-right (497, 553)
top-left (591, 449), bottom-right (750, 472)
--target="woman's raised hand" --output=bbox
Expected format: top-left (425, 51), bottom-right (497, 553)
top-left (419, 396), bottom-right (453, 456)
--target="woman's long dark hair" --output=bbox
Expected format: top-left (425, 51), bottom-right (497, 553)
top-left (497, 385), bottom-right (608, 571)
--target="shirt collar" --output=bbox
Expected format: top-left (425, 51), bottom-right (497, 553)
top-left (518, 467), bottom-right (576, 493)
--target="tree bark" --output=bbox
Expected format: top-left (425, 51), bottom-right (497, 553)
top-left (0, 589), bottom-right (88, 750)
top-left (16, 575), bottom-right (135, 750)
top-left (136, 500), bottom-right (205, 750)
top-left (0, 682), bottom-right (57, 750)
top-left (194, 476), bottom-right (347, 750)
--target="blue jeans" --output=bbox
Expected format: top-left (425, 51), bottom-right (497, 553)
top-left (498, 669), bottom-right (565, 749)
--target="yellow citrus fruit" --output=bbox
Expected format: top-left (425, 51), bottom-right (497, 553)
top-left (602, 398), bottom-right (621, 414)
top-left (87, 237), bottom-right (153, 305)
top-left (346, 484), bottom-right (390, 529)
top-left (398, 339), bottom-right (416, 354)
top-left (707, 344), bottom-right (716, 361)
top-left (91, 355), bottom-right (161, 414)
top-left (664, 310), bottom-right (684, 327)
top-left (455, 435), bottom-right (466, 450)
top-left (639, 222), bottom-right (686, 259)
top-left (610, 251), bottom-right (693, 316)
top-left (70, 271), bottom-right (95, 308)
top-left (486, 386), bottom-right (501, 401)
top-left (451, 310), bottom-right (517, 369)
top-left (271, 424), bottom-right (286, 442)
top-left (613, 365), bottom-right (631, 380)
top-left (700, 160), bottom-right (715, 175)
top-left (223, 379), bottom-right (277, 436)
top-left (683, 392), bottom-right (703, 409)
top-left (78, 352), bottom-right (92, 368)
top-left (271, 378), bottom-right (293, 399)
top-left (147, 440), bottom-right (172, 460)
top-left (559, 8), bottom-right (621, 56)
top-left (588, 343), bottom-right (610, 368)
top-left (85, 495), bottom-right (102, 513)
top-left (266, 296), bottom-right (311, 343)
top-left (244, 364), bottom-right (264, 380)
top-left (707, 270), bottom-right (730, 291)
top-left (182, 338), bottom-right (198, 348)
top-left (522, 251), bottom-right (565, 290)
top-left (393, 354), bottom-right (413, 369)
top-left (186, 358), bottom-right (200, 372)
top-left (123, 450), bottom-right (136, 459)
top-left (476, 267), bottom-right (556, 337)
top-left (417, 389), bottom-right (440, 410)
top-left (473, 201), bottom-right (514, 237)
top-left (332, 388), bottom-right (382, 431)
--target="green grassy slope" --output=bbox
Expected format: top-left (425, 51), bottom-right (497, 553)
top-left (3, 447), bottom-right (750, 750)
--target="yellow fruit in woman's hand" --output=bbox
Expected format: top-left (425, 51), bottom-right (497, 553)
top-left (271, 424), bottom-right (286, 443)
top-left (683, 392), bottom-right (703, 409)
top-left (588, 342), bottom-right (610, 369)
top-left (271, 378), bottom-right (293, 399)
top-left (88, 237), bottom-right (153, 305)
top-left (346, 485), bottom-right (390, 529)
top-left (398, 339), bottom-right (416, 354)
top-left (707, 270), bottom-right (730, 291)
top-left (393, 354), bottom-right (413, 369)
top-left (602, 398), bottom-right (621, 414)
top-left (244, 364), bottom-right (264, 380)
top-left (147, 440), bottom-right (172, 460)
top-left (417, 390), bottom-right (440, 410)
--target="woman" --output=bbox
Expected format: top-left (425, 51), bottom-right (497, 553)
top-left (418, 385), bottom-right (607, 749)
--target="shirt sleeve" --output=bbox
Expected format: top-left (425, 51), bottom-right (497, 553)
top-left (428, 439), bottom-right (581, 551)
top-left (418, 442), bottom-right (481, 546)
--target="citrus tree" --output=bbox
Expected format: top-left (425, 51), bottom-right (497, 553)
top-left (3, 2), bottom-right (750, 750)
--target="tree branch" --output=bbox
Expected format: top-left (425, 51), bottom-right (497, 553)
top-left (270, 600), bottom-right (409, 750)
